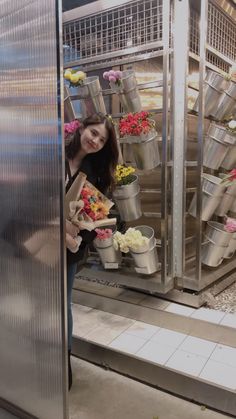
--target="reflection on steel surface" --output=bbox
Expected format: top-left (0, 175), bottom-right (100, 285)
top-left (0, 1), bottom-right (66, 419)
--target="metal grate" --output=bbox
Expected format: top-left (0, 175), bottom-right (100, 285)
top-left (63, 0), bottom-right (163, 63)
top-left (207, 2), bottom-right (236, 62)
top-left (63, 0), bottom-right (235, 70)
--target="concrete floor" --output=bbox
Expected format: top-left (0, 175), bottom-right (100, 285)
top-left (69, 357), bottom-right (230, 419)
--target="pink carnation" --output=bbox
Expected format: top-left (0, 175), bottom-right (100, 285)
top-left (224, 217), bottom-right (236, 233)
top-left (95, 228), bottom-right (113, 240)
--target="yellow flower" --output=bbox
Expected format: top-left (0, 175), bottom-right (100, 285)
top-left (64, 69), bottom-right (72, 80)
top-left (70, 73), bottom-right (81, 84)
top-left (76, 71), bottom-right (86, 81)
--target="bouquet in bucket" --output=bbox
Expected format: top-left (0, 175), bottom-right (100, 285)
top-left (64, 68), bottom-right (86, 87)
top-left (103, 70), bottom-right (122, 86)
top-left (113, 228), bottom-right (149, 253)
top-left (94, 228), bottom-right (113, 240)
top-left (65, 172), bottom-right (117, 232)
top-left (114, 164), bottom-right (136, 186)
top-left (119, 111), bottom-right (155, 137)
top-left (224, 217), bottom-right (236, 233)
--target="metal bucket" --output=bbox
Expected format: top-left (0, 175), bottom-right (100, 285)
top-left (130, 244), bottom-right (159, 275)
top-left (220, 144), bottom-right (236, 170)
top-left (215, 192), bottom-right (235, 216)
top-left (130, 130), bottom-right (161, 170)
top-left (224, 232), bottom-right (236, 259)
top-left (193, 70), bottom-right (228, 116)
top-left (93, 236), bottom-right (122, 266)
top-left (202, 239), bottom-right (227, 267)
top-left (64, 85), bottom-right (76, 122)
top-left (110, 70), bottom-right (142, 113)
top-left (205, 221), bottom-right (232, 246)
top-left (72, 76), bottom-right (106, 116)
top-left (230, 198), bottom-right (236, 213)
top-left (113, 175), bottom-right (142, 221)
top-left (203, 135), bottom-right (229, 170)
top-left (212, 81), bottom-right (236, 121)
top-left (188, 174), bottom-right (226, 221)
top-left (130, 225), bottom-right (156, 253)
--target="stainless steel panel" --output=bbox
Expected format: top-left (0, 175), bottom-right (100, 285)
top-left (0, 1), bottom-right (67, 419)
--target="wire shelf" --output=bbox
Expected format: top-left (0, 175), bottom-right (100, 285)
top-left (63, 0), bottom-right (235, 71)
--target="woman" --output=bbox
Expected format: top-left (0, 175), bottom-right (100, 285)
top-left (65, 113), bottom-right (119, 389)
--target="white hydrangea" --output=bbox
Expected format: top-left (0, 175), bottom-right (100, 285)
top-left (113, 228), bottom-right (149, 253)
top-left (228, 120), bottom-right (236, 130)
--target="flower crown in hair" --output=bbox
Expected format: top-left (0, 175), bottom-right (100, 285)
top-left (64, 120), bottom-right (80, 137)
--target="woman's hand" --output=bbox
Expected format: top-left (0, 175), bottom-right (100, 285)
top-left (66, 220), bottom-right (80, 237)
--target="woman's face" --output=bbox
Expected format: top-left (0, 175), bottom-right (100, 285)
top-left (80, 123), bottom-right (108, 155)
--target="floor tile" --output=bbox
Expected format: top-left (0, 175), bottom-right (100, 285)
top-left (136, 341), bottom-right (176, 365)
top-left (166, 350), bottom-right (208, 376)
top-left (200, 359), bottom-right (236, 390)
top-left (140, 296), bottom-right (170, 310)
top-left (210, 343), bottom-right (236, 368)
top-left (165, 303), bottom-right (195, 316)
top-left (117, 290), bottom-right (145, 304)
top-left (109, 332), bottom-right (146, 354)
top-left (151, 328), bottom-right (187, 348)
top-left (125, 321), bottom-right (160, 340)
top-left (220, 313), bottom-right (236, 328)
top-left (179, 336), bottom-right (216, 358)
top-left (190, 307), bottom-right (225, 324)
top-left (84, 325), bottom-right (126, 345)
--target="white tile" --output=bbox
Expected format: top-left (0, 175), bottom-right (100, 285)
top-left (165, 303), bottom-right (195, 317)
top-left (136, 341), bottom-right (176, 365)
top-left (84, 325), bottom-right (126, 345)
top-left (73, 304), bottom-right (93, 313)
top-left (125, 321), bottom-right (160, 340)
top-left (200, 360), bottom-right (236, 389)
top-left (179, 336), bottom-right (216, 358)
top-left (220, 313), bottom-right (236, 328)
top-left (210, 344), bottom-right (236, 368)
top-left (166, 350), bottom-right (208, 376)
top-left (117, 290), bottom-right (144, 304)
top-left (151, 328), bottom-right (187, 348)
top-left (190, 307), bottom-right (225, 324)
top-left (109, 332), bottom-right (146, 354)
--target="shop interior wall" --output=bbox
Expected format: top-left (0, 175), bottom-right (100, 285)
top-left (0, 1), bottom-right (67, 418)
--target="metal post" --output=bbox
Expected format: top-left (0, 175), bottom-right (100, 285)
top-left (161, 0), bottom-right (171, 283)
top-left (195, 0), bottom-right (208, 282)
top-left (171, 0), bottom-right (189, 278)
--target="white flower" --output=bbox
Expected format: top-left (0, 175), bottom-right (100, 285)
top-left (113, 228), bottom-right (149, 253)
top-left (228, 120), bottom-right (236, 130)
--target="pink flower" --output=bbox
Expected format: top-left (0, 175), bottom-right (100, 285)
top-left (224, 217), bottom-right (236, 233)
top-left (95, 228), bottom-right (113, 240)
top-left (109, 75), bottom-right (117, 83)
top-left (64, 120), bottom-right (80, 136)
top-left (114, 71), bottom-right (122, 79)
top-left (103, 71), bottom-right (109, 80)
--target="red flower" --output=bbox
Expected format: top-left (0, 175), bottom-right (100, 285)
top-left (119, 112), bottom-right (154, 137)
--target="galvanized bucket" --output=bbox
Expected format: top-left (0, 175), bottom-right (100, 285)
top-left (212, 81), bottom-right (236, 121)
top-left (64, 85), bottom-right (76, 122)
top-left (129, 226), bottom-right (159, 275)
top-left (188, 174), bottom-right (226, 221)
top-left (224, 232), bottom-right (236, 259)
top-left (193, 70), bottom-right (228, 117)
top-left (113, 175), bottom-right (142, 221)
top-left (221, 148), bottom-right (236, 170)
top-left (203, 126), bottom-right (229, 170)
top-left (71, 76), bottom-right (106, 117)
top-left (205, 221), bottom-right (232, 246)
top-left (230, 198), bottom-right (236, 213)
top-left (93, 235), bottom-right (122, 267)
top-left (215, 192), bottom-right (235, 216)
top-left (128, 130), bottom-right (161, 170)
top-left (202, 239), bottom-right (227, 267)
top-left (110, 70), bottom-right (142, 113)
top-left (202, 221), bottom-right (232, 267)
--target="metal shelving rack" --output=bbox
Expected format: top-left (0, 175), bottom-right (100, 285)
top-left (63, 0), bottom-right (236, 304)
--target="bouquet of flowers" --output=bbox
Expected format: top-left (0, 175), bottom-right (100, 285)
top-left (119, 111), bottom-right (155, 137)
top-left (113, 228), bottom-right (149, 253)
top-left (65, 172), bottom-right (116, 231)
top-left (103, 70), bottom-right (122, 85)
top-left (114, 164), bottom-right (135, 186)
top-left (94, 228), bottom-right (113, 240)
top-left (220, 168), bottom-right (236, 186)
top-left (64, 68), bottom-right (86, 87)
top-left (224, 217), bottom-right (236, 233)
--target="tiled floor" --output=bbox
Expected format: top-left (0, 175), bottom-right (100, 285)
top-left (73, 303), bottom-right (236, 391)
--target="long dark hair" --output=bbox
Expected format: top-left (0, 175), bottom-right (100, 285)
top-left (65, 113), bottom-right (119, 192)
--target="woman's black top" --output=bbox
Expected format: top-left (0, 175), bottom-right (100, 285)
top-left (66, 156), bottom-right (99, 266)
